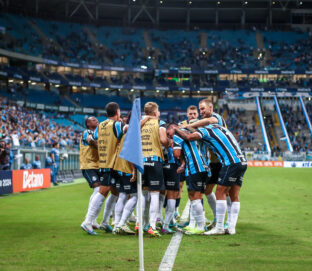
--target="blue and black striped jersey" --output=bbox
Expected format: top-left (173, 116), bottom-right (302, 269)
top-left (173, 130), bottom-right (208, 176)
top-left (163, 147), bottom-right (179, 164)
top-left (196, 124), bottom-right (246, 166)
top-left (81, 129), bottom-right (93, 146)
top-left (211, 112), bottom-right (226, 128)
top-left (94, 121), bottom-right (125, 141)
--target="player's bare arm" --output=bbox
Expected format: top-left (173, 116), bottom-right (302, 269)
top-left (86, 134), bottom-right (98, 148)
top-left (140, 115), bottom-right (156, 127)
top-left (159, 127), bottom-right (169, 147)
top-left (173, 127), bottom-right (191, 140)
top-left (184, 117), bottom-right (218, 129)
top-left (174, 127), bottom-right (201, 142)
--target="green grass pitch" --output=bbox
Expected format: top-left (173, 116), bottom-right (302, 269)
top-left (0, 168), bottom-right (311, 271)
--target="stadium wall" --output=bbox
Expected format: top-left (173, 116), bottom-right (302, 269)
top-left (0, 169), bottom-right (51, 196)
top-left (247, 161), bottom-right (312, 168)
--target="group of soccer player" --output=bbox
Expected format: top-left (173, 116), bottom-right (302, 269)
top-left (80, 98), bottom-right (247, 237)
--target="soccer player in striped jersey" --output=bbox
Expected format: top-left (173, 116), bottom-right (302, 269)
top-left (167, 123), bottom-right (209, 235)
top-left (176, 105), bottom-right (199, 219)
top-left (178, 124), bottom-right (247, 235)
top-left (161, 146), bottom-right (181, 234)
top-left (181, 99), bottom-right (229, 229)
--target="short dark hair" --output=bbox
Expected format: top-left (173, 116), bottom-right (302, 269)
top-left (85, 116), bottom-right (96, 128)
top-left (166, 122), bottom-right (178, 129)
top-left (52, 142), bottom-right (58, 147)
top-left (105, 102), bottom-right (119, 117)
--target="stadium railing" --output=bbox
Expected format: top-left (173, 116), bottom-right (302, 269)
top-left (11, 147), bottom-right (80, 171)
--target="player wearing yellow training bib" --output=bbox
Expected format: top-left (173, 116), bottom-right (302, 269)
top-left (81, 102), bottom-right (126, 235)
top-left (138, 102), bottom-right (168, 237)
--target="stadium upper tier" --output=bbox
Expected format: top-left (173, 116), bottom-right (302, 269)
top-left (0, 13), bottom-right (311, 70)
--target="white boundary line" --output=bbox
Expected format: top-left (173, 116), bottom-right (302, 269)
top-left (158, 200), bottom-right (190, 271)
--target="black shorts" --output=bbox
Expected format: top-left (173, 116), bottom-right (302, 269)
top-left (208, 162), bottom-right (222, 185)
top-left (115, 174), bottom-right (137, 194)
top-left (218, 163), bottom-right (247, 187)
top-left (99, 169), bottom-right (113, 186)
top-left (142, 161), bottom-right (164, 191)
top-left (187, 172), bottom-right (208, 193)
top-left (82, 169), bottom-right (100, 188)
top-left (163, 163), bottom-right (180, 191)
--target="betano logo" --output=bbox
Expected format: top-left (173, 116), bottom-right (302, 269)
top-left (12, 169), bottom-right (51, 193)
top-left (22, 171), bottom-right (44, 189)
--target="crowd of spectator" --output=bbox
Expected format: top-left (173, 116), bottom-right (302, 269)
top-left (1, 13), bottom-right (312, 70)
top-left (0, 97), bottom-right (81, 150)
top-left (225, 108), bottom-right (256, 148)
top-left (266, 36), bottom-right (312, 70)
top-left (280, 104), bottom-right (312, 152)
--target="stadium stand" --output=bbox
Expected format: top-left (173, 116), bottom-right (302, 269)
top-left (0, 12), bottom-right (311, 157)
top-left (1, 13), bottom-right (312, 70)
top-left (0, 97), bottom-right (82, 149)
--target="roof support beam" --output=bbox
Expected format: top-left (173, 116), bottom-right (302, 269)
top-left (70, 0), bottom-right (94, 20)
top-left (131, 0), bottom-right (155, 24)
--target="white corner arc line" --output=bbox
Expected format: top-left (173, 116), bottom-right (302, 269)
top-left (158, 200), bottom-right (190, 271)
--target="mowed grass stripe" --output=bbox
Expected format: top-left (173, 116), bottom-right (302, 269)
top-left (0, 180), bottom-right (185, 271)
top-left (0, 168), bottom-right (312, 271)
top-left (173, 168), bottom-right (312, 271)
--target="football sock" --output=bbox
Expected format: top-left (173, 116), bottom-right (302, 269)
top-left (118, 193), bottom-right (138, 227)
top-left (149, 192), bottom-right (160, 229)
top-left (191, 199), bottom-right (205, 231)
top-left (206, 192), bottom-right (217, 218)
top-left (85, 192), bottom-right (105, 224)
top-left (189, 204), bottom-right (196, 229)
top-left (229, 201), bottom-right (240, 231)
top-left (114, 192), bottom-right (127, 228)
top-left (102, 194), bottom-right (117, 225)
top-left (140, 190), bottom-right (150, 227)
top-left (163, 199), bottom-right (176, 230)
top-left (226, 196), bottom-right (232, 225)
top-left (216, 200), bottom-right (227, 230)
top-left (86, 186), bottom-right (100, 218)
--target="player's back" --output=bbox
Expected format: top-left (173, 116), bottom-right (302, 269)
top-left (96, 119), bottom-right (124, 169)
top-left (141, 118), bottom-right (165, 161)
top-left (198, 124), bottom-right (245, 166)
top-left (173, 129), bottom-right (208, 176)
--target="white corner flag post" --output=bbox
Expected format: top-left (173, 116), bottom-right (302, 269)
top-left (137, 170), bottom-right (144, 271)
top-left (119, 97), bottom-right (145, 271)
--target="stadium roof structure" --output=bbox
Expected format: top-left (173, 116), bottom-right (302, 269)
top-left (2, 0), bottom-right (312, 28)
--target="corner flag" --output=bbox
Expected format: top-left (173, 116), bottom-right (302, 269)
top-left (119, 98), bottom-right (144, 173)
top-left (119, 97), bottom-right (145, 271)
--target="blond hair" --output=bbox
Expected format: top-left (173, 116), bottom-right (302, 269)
top-left (144, 102), bottom-right (159, 115)
top-left (199, 98), bottom-right (213, 107)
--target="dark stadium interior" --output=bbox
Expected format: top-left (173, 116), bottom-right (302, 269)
top-left (0, 0), bottom-right (311, 166)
